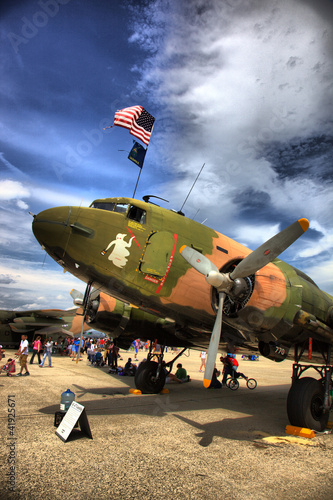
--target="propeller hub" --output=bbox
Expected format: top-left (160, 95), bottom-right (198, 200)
top-left (205, 271), bottom-right (233, 291)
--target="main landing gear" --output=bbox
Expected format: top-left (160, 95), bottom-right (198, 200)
top-left (134, 342), bottom-right (188, 394)
top-left (287, 341), bottom-right (332, 431)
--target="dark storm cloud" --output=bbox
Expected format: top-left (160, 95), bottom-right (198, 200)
top-left (232, 188), bottom-right (273, 222)
top-left (261, 135), bottom-right (333, 182)
top-left (0, 274), bottom-right (19, 285)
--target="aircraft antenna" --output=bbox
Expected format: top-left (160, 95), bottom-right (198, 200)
top-left (179, 163), bottom-right (205, 213)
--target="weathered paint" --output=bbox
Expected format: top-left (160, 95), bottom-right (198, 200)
top-left (32, 196), bottom-right (333, 353)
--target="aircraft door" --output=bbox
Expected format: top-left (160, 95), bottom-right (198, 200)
top-left (140, 231), bottom-right (176, 277)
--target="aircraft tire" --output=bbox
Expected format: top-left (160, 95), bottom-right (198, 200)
top-left (134, 361), bottom-right (147, 387)
top-left (287, 377), bottom-right (329, 431)
top-left (134, 361), bottom-right (166, 394)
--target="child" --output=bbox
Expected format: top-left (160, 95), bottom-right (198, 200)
top-left (0, 358), bottom-right (16, 376)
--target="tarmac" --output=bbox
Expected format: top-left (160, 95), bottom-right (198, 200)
top-left (0, 347), bottom-right (332, 499)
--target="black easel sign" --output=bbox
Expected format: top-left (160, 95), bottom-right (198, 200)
top-left (55, 401), bottom-right (92, 442)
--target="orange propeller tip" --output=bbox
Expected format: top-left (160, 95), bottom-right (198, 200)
top-left (298, 218), bottom-right (309, 232)
top-left (179, 245), bottom-right (187, 254)
top-left (203, 379), bottom-right (211, 388)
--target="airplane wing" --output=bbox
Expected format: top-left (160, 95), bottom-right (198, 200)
top-left (0, 307), bottom-right (80, 345)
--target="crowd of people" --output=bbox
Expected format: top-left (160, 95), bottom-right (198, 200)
top-left (1, 334), bottom-right (250, 388)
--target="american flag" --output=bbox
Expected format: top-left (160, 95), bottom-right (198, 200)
top-left (113, 105), bottom-right (155, 146)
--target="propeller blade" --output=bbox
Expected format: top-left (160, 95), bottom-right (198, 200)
top-left (70, 288), bottom-right (100, 306)
top-left (179, 245), bottom-right (219, 276)
top-left (203, 292), bottom-right (225, 388)
top-left (70, 289), bottom-right (84, 305)
top-left (90, 288), bottom-right (101, 301)
top-left (230, 218), bottom-right (309, 280)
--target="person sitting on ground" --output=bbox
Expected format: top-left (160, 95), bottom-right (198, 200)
top-left (208, 367), bottom-right (222, 388)
top-left (123, 357), bottom-right (137, 376)
top-left (166, 363), bottom-right (190, 383)
top-left (0, 358), bottom-right (16, 376)
top-left (175, 363), bottom-right (190, 382)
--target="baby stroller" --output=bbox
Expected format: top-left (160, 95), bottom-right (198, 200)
top-left (226, 369), bottom-right (257, 390)
top-left (2, 358), bottom-right (16, 376)
top-left (91, 351), bottom-right (104, 366)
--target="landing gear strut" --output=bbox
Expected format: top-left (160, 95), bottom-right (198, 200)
top-left (134, 341), bottom-right (188, 394)
top-left (287, 341), bottom-right (332, 431)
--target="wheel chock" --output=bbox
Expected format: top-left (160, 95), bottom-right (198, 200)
top-left (161, 388), bottom-right (169, 394)
top-left (129, 388), bottom-right (142, 395)
top-left (326, 421), bottom-right (333, 429)
top-left (285, 425), bottom-right (315, 439)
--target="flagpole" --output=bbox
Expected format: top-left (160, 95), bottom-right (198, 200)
top-left (132, 121), bottom-right (154, 198)
top-left (132, 168), bottom-right (142, 198)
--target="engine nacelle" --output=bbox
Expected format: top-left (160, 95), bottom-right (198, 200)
top-left (259, 341), bottom-right (290, 362)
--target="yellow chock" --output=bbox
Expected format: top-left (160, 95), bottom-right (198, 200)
top-left (129, 388), bottom-right (142, 395)
top-left (161, 388), bottom-right (169, 394)
top-left (326, 421), bottom-right (333, 429)
top-left (285, 425), bottom-right (315, 439)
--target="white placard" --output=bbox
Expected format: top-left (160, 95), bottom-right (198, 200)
top-left (55, 401), bottom-right (92, 441)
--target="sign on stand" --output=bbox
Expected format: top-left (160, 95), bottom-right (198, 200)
top-left (55, 401), bottom-right (92, 442)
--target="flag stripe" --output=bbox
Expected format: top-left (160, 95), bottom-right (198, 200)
top-left (113, 105), bottom-right (155, 146)
top-left (114, 106), bottom-right (143, 129)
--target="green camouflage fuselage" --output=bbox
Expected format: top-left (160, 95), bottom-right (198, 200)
top-left (32, 197), bottom-right (333, 353)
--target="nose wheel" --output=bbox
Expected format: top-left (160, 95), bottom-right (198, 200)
top-left (134, 342), bottom-right (188, 394)
top-left (134, 360), bottom-right (166, 394)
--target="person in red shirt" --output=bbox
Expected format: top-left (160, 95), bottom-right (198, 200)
top-left (220, 354), bottom-right (234, 386)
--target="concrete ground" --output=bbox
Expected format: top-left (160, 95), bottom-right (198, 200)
top-left (0, 347), bottom-right (332, 499)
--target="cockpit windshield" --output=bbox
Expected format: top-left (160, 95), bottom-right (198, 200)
top-left (89, 201), bottom-right (146, 224)
top-left (90, 201), bottom-right (115, 211)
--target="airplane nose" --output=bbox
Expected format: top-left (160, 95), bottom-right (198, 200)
top-left (32, 206), bottom-right (72, 260)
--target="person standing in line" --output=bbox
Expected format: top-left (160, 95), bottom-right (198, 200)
top-left (16, 334), bottom-right (30, 376)
top-left (30, 335), bottom-right (42, 365)
top-left (112, 342), bottom-right (119, 370)
top-left (199, 351), bottom-right (206, 372)
top-left (40, 337), bottom-right (53, 367)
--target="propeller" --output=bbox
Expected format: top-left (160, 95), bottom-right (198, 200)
top-left (70, 288), bottom-right (100, 322)
top-left (180, 218), bottom-right (309, 386)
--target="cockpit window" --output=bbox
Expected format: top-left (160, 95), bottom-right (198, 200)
top-left (127, 205), bottom-right (146, 224)
top-left (114, 203), bottom-right (128, 214)
top-left (90, 202), bottom-right (115, 211)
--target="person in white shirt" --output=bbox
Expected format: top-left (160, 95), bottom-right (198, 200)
top-left (16, 334), bottom-right (30, 376)
top-left (39, 337), bottom-right (53, 367)
top-left (199, 351), bottom-right (207, 372)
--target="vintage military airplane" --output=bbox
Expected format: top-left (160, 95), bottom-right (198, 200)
top-left (31, 196), bottom-right (333, 430)
top-left (0, 307), bottom-right (84, 347)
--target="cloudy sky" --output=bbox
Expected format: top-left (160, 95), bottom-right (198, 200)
top-left (1, 0), bottom-right (332, 311)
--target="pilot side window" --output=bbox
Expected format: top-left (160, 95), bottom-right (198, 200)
top-left (114, 203), bottom-right (128, 214)
top-left (127, 205), bottom-right (146, 224)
